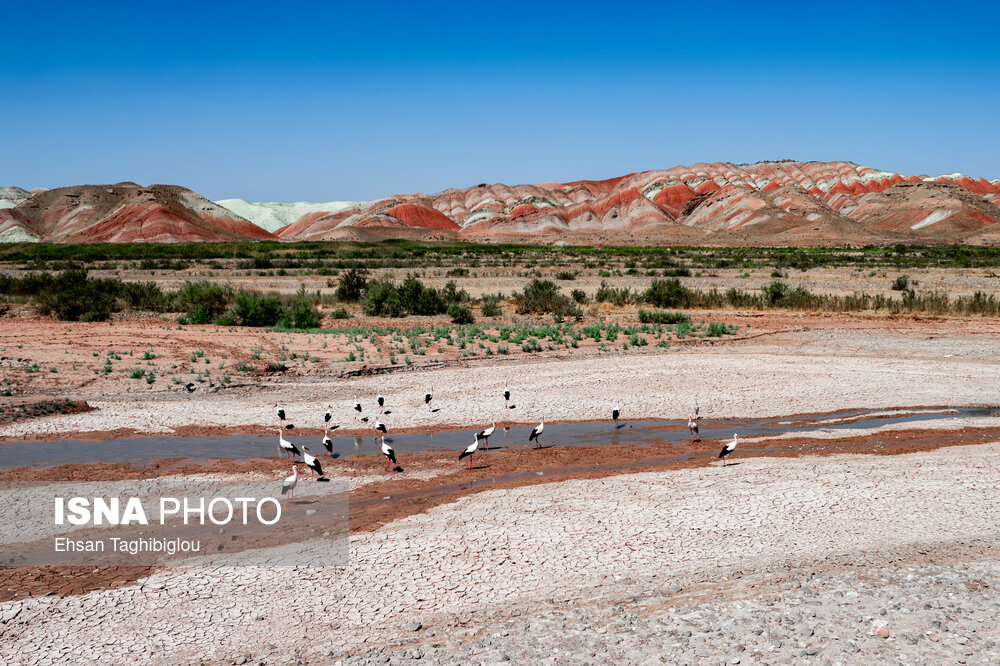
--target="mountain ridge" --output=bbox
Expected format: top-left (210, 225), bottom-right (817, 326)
top-left (4, 161), bottom-right (1000, 244)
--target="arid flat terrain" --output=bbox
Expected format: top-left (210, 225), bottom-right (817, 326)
top-left (2, 253), bottom-right (1000, 665)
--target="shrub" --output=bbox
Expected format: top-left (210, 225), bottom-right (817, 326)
top-left (362, 278), bottom-right (407, 317)
top-left (335, 268), bottom-right (368, 302)
top-left (175, 281), bottom-right (228, 323)
top-left (571, 289), bottom-right (588, 304)
top-left (891, 275), bottom-right (909, 291)
top-left (706, 321), bottom-right (737, 337)
top-left (638, 309), bottom-right (690, 325)
top-left (762, 280), bottom-right (789, 306)
top-left (332, 307), bottom-right (351, 319)
top-left (480, 292), bottom-right (503, 317)
top-left (514, 279), bottom-right (580, 317)
top-left (228, 291), bottom-right (285, 327)
top-left (595, 281), bottom-right (633, 306)
top-left (643, 278), bottom-right (692, 308)
top-left (281, 288), bottom-right (322, 329)
top-left (448, 304), bottom-right (474, 324)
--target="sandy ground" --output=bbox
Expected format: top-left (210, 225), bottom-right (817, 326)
top-left (3, 314), bottom-right (1000, 664)
top-left (1, 442), bottom-right (998, 664)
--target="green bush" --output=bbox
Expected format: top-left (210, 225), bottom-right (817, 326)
top-left (480, 293), bottom-right (503, 317)
top-left (448, 304), bottom-right (474, 324)
top-left (362, 278), bottom-right (407, 317)
top-left (638, 309), bottom-right (690, 325)
top-left (643, 278), bottom-right (692, 308)
top-left (362, 275), bottom-right (469, 318)
top-left (175, 280), bottom-right (228, 323)
top-left (762, 280), bottom-right (789, 305)
top-left (891, 275), bottom-right (909, 291)
top-left (595, 280), bottom-right (633, 306)
top-left (706, 321), bottom-right (737, 337)
top-left (282, 295), bottom-right (322, 329)
top-left (335, 268), bottom-right (368, 302)
top-left (514, 279), bottom-right (580, 317)
top-left (228, 291), bottom-right (285, 326)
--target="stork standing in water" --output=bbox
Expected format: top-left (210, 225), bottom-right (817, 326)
top-left (612, 405), bottom-right (621, 428)
top-left (277, 426), bottom-right (301, 459)
top-left (529, 419), bottom-right (545, 448)
top-left (688, 414), bottom-right (701, 442)
top-left (476, 422), bottom-right (496, 450)
top-left (381, 438), bottom-right (397, 470)
top-left (280, 465), bottom-right (301, 506)
top-left (425, 388), bottom-right (434, 412)
top-left (353, 398), bottom-right (363, 422)
top-left (459, 435), bottom-right (480, 469)
top-left (376, 393), bottom-right (385, 413)
top-left (374, 418), bottom-right (388, 443)
top-left (718, 433), bottom-right (738, 465)
top-left (274, 403), bottom-right (286, 424)
top-left (322, 428), bottom-right (335, 456)
top-left (300, 446), bottom-right (324, 478)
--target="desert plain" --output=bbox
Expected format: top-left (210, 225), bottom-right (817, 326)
top-left (1, 243), bottom-right (999, 665)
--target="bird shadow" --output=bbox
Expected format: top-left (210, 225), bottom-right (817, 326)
top-left (327, 453), bottom-right (341, 459)
top-left (430, 408), bottom-right (441, 413)
top-left (316, 477), bottom-right (331, 483)
top-left (383, 437), bottom-right (395, 444)
top-left (469, 464), bottom-right (490, 470)
top-left (615, 423), bottom-right (627, 430)
top-left (507, 404), bottom-right (516, 409)
top-left (391, 466), bottom-right (404, 473)
top-left (291, 499), bottom-right (319, 505)
top-left (383, 410), bottom-right (392, 415)
top-left (532, 444), bottom-right (556, 450)
top-left (722, 462), bottom-right (743, 467)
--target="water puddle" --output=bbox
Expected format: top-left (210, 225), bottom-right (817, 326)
top-left (0, 406), bottom-right (995, 470)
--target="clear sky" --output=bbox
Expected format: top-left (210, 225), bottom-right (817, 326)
top-left (3, 1), bottom-right (998, 201)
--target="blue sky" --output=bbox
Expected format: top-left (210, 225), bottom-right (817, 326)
top-left (3, 1), bottom-right (999, 201)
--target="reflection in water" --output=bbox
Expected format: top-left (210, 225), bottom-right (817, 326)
top-left (1, 407), bottom-right (995, 470)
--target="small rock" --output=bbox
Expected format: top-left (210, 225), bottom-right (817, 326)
top-left (409, 622), bottom-right (423, 632)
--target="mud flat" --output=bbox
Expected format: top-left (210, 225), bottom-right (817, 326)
top-left (1, 440), bottom-right (998, 664)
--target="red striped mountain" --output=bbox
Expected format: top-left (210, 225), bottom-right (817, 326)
top-left (5, 162), bottom-right (1000, 244)
top-left (0, 183), bottom-right (278, 243)
top-left (264, 161), bottom-right (1000, 245)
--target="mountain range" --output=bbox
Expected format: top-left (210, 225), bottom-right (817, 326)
top-left (3, 161), bottom-right (1000, 245)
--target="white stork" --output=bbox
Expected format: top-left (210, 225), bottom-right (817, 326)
top-left (274, 403), bottom-right (286, 423)
top-left (300, 446), bottom-right (323, 478)
top-left (476, 422), bottom-right (496, 450)
top-left (280, 465), bottom-right (301, 506)
top-left (503, 387), bottom-right (511, 409)
top-left (529, 419), bottom-right (545, 448)
top-left (322, 428), bottom-right (335, 456)
top-left (612, 405), bottom-right (620, 427)
top-left (376, 393), bottom-right (385, 413)
top-left (374, 418), bottom-right (388, 443)
top-left (277, 427), bottom-right (301, 459)
top-left (718, 433), bottom-right (738, 465)
top-left (381, 439), bottom-right (397, 470)
top-left (459, 435), bottom-right (479, 469)
top-left (353, 398), bottom-right (363, 422)
top-left (324, 406), bottom-right (333, 425)
top-left (424, 388), bottom-right (434, 412)
top-left (688, 414), bottom-right (701, 442)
